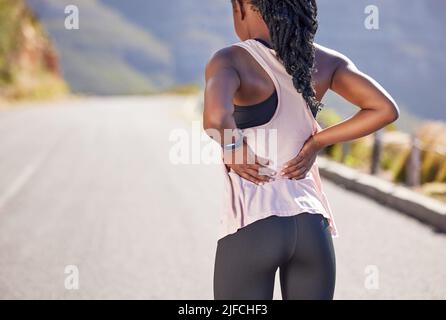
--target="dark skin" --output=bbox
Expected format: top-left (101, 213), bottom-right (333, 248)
top-left (203, 0), bottom-right (399, 185)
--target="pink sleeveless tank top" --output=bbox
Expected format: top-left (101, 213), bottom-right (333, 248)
top-left (218, 38), bottom-right (338, 240)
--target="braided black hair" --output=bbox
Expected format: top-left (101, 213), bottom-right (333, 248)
top-left (233, 0), bottom-right (323, 118)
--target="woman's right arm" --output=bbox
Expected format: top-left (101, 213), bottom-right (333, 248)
top-left (203, 49), bottom-right (273, 185)
top-left (203, 48), bottom-right (240, 141)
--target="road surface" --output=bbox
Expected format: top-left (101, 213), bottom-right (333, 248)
top-left (0, 96), bottom-right (445, 299)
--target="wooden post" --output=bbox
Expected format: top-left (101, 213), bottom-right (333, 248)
top-left (370, 130), bottom-right (382, 175)
top-left (341, 142), bottom-right (351, 164)
top-left (405, 134), bottom-right (421, 187)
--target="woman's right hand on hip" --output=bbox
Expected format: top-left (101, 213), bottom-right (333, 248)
top-left (223, 141), bottom-right (276, 185)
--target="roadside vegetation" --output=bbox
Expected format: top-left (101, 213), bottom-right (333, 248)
top-left (318, 108), bottom-right (446, 203)
top-left (0, 0), bottom-right (68, 102)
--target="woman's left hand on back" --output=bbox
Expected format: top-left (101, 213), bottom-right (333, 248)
top-left (280, 134), bottom-right (323, 180)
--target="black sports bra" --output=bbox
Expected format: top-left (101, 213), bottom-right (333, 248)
top-left (233, 38), bottom-right (278, 129)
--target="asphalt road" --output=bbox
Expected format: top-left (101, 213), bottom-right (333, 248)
top-left (0, 96), bottom-right (445, 299)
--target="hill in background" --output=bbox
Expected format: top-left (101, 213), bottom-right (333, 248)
top-left (27, 0), bottom-right (174, 95)
top-left (27, 0), bottom-right (446, 124)
top-left (315, 0), bottom-right (446, 123)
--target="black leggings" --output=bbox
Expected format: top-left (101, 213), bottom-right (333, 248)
top-left (213, 213), bottom-right (336, 300)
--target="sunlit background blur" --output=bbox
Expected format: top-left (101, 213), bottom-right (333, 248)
top-left (0, 0), bottom-right (445, 299)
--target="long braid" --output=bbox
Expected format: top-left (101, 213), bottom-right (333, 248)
top-left (243, 0), bottom-right (323, 118)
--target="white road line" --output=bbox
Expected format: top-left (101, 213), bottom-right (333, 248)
top-left (0, 154), bottom-right (45, 211)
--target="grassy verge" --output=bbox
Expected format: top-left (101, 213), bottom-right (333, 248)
top-left (160, 83), bottom-right (201, 96)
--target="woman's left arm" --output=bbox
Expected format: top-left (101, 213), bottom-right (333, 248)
top-left (315, 53), bottom-right (400, 147)
top-left (281, 53), bottom-right (400, 179)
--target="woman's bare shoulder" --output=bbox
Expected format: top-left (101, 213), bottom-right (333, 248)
top-left (205, 44), bottom-right (252, 83)
top-left (205, 45), bottom-right (244, 71)
top-left (314, 43), bottom-right (355, 68)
